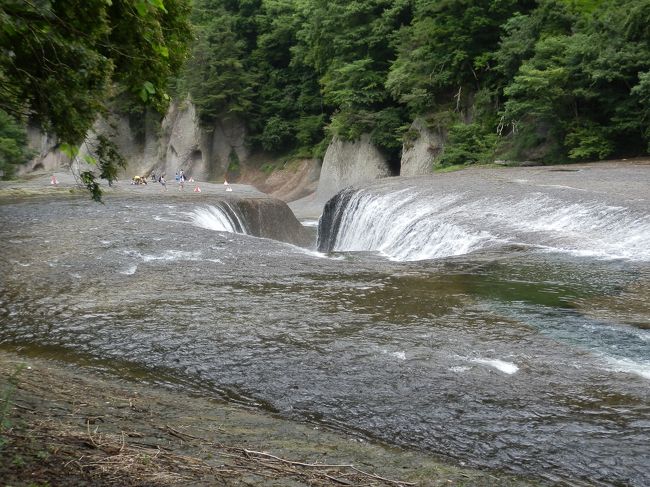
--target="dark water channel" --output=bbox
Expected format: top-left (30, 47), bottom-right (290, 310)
top-left (1, 195), bottom-right (649, 486)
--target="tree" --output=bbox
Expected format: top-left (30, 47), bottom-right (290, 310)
top-left (294, 0), bottom-right (412, 159)
top-left (386, 0), bottom-right (535, 115)
top-left (0, 0), bottom-right (192, 200)
top-left (183, 12), bottom-right (256, 126)
top-left (499, 0), bottom-right (650, 161)
top-left (0, 109), bottom-right (33, 179)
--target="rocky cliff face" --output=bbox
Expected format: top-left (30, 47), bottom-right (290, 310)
top-left (25, 105), bottom-right (449, 210)
top-left (24, 99), bottom-right (248, 183)
top-left (290, 134), bottom-right (394, 218)
top-left (315, 134), bottom-right (392, 199)
top-left (23, 124), bottom-right (70, 174)
top-left (156, 101), bottom-right (248, 181)
top-left (400, 118), bottom-right (444, 176)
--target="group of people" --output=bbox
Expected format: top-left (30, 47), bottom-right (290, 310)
top-left (155, 169), bottom-right (194, 191)
top-left (131, 175), bottom-right (148, 185)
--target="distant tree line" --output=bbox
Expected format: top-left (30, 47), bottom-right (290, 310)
top-left (180, 0), bottom-right (650, 167)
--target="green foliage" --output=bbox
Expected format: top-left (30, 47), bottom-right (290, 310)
top-left (228, 148), bottom-right (241, 172)
top-left (178, 0), bottom-right (649, 167)
top-left (387, 0), bottom-right (536, 114)
top-left (0, 110), bottom-right (33, 179)
top-left (183, 0), bottom-right (328, 156)
top-left (4, 0), bottom-right (648, 185)
top-left (321, 58), bottom-right (387, 108)
top-left (295, 114), bottom-right (326, 149)
top-left (370, 107), bottom-right (409, 156)
top-left (328, 110), bottom-right (371, 143)
top-left (565, 123), bottom-right (614, 160)
top-left (502, 36), bottom-right (571, 121)
top-left (494, 1), bottom-right (575, 81)
top-left (438, 123), bottom-right (498, 167)
top-left (0, 0), bottom-right (192, 199)
top-left (94, 134), bottom-right (128, 183)
top-left (259, 116), bottom-right (294, 152)
top-left (183, 3), bottom-right (255, 125)
top-left (496, 0), bottom-right (650, 160)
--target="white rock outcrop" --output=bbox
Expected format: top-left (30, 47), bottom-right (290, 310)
top-left (154, 100), bottom-right (248, 181)
top-left (22, 124), bottom-right (69, 174)
top-left (399, 119), bottom-right (444, 176)
top-left (290, 134), bottom-right (392, 218)
top-left (24, 99), bottom-right (248, 182)
top-left (316, 134), bottom-right (392, 200)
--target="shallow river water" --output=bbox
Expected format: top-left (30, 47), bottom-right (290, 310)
top-left (1, 173), bottom-right (649, 486)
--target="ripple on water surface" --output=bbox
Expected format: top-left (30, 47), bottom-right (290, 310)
top-left (0, 195), bottom-right (649, 486)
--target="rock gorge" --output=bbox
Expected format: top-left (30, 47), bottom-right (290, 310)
top-left (23, 100), bottom-right (444, 205)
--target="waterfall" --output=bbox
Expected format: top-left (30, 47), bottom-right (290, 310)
top-left (185, 204), bottom-right (248, 234)
top-left (317, 186), bottom-right (650, 262)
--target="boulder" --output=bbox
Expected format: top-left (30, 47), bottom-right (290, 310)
top-left (228, 196), bottom-right (313, 246)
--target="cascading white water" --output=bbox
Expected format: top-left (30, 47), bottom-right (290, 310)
top-left (323, 187), bottom-right (650, 261)
top-left (330, 189), bottom-right (496, 261)
top-left (185, 204), bottom-right (248, 234)
top-left (478, 195), bottom-right (650, 260)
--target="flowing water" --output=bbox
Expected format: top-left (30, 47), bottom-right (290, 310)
top-left (1, 166), bottom-right (649, 486)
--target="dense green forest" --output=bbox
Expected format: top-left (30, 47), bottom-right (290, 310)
top-left (2, 0), bottom-right (650, 185)
top-left (181, 0), bottom-right (650, 167)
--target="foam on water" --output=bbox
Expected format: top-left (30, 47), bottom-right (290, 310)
top-left (484, 195), bottom-right (650, 261)
top-left (123, 249), bottom-right (204, 262)
top-left (602, 356), bottom-right (650, 380)
top-left (143, 250), bottom-right (203, 262)
top-left (471, 358), bottom-right (519, 375)
top-left (301, 219), bottom-right (320, 227)
top-left (449, 365), bottom-right (472, 373)
top-left (330, 190), bottom-right (497, 260)
top-left (288, 245), bottom-right (345, 260)
top-left (119, 264), bottom-right (138, 275)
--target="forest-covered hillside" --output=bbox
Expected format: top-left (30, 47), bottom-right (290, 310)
top-left (2, 0), bottom-right (650, 183)
top-left (180, 0), bottom-right (650, 166)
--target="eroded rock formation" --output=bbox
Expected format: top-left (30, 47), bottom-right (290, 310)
top-left (227, 195), bottom-right (313, 246)
top-left (400, 119), bottom-right (444, 176)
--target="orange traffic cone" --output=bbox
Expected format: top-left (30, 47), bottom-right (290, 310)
top-left (51, 175), bottom-right (58, 186)
top-left (193, 185), bottom-right (201, 193)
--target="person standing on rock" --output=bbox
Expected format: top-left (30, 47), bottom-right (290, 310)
top-left (159, 174), bottom-right (167, 191)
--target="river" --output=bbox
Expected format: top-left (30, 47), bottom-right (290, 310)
top-left (1, 163), bottom-right (649, 486)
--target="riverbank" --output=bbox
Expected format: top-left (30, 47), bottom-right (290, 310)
top-left (0, 351), bottom-right (539, 486)
top-left (0, 170), bottom-right (268, 201)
